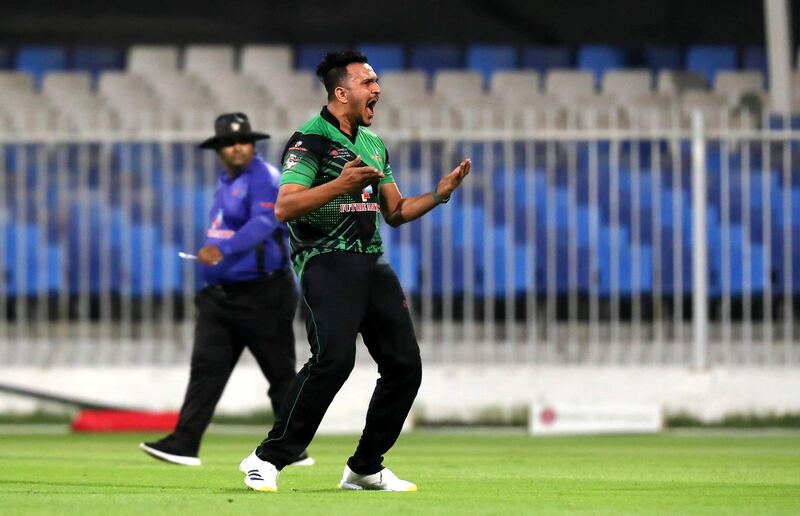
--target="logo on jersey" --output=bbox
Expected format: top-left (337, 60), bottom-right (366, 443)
top-left (371, 150), bottom-right (382, 162)
top-left (288, 140), bottom-right (307, 152)
top-left (361, 184), bottom-right (373, 202)
top-left (330, 147), bottom-right (352, 159)
top-left (211, 209), bottom-right (223, 229)
top-left (207, 209), bottom-right (234, 238)
top-left (340, 202), bottom-right (380, 213)
top-left (284, 153), bottom-right (301, 169)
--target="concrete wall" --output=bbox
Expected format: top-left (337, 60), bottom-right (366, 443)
top-left (2, 364), bottom-right (799, 426)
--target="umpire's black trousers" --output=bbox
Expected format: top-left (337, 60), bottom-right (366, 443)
top-left (170, 270), bottom-right (298, 454)
top-left (256, 252), bottom-right (422, 474)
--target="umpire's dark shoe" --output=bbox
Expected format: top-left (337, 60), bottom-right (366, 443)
top-left (288, 450), bottom-right (315, 467)
top-left (140, 439), bottom-right (201, 466)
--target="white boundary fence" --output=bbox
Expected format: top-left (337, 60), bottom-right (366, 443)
top-left (1, 115), bottom-right (798, 366)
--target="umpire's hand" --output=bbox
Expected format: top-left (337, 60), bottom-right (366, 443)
top-left (197, 245), bottom-right (223, 266)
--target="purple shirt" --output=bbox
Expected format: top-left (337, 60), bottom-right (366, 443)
top-left (201, 154), bottom-right (289, 285)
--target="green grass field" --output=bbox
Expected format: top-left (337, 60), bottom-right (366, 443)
top-left (1, 430), bottom-right (798, 515)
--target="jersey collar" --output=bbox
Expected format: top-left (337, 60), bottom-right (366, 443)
top-left (321, 106), bottom-right (358, 144)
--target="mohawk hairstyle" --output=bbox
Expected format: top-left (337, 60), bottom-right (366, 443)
top-left (316, 50), bottom-right (369, 100)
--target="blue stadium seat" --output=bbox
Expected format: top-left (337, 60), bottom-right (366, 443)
top-left (637, 172), bottom-right (655, 208)
top-left (386, 242), bottom-right (420, 295)
top-left (553, 240), bottom-right (571, 294)
top-left (430, 238), bottom-right (472, 296)
top-left (521, 45), bottom-right (570, 75)
top-left (0, 46), bottom-right (11, 69)
top-left (3, 143), bottom-right (41, 180)
top-left (794, 188), bottom-right (800, 227)
top-left (356, 44), bottom-right (404, 72)
top-left (575, 247), bottom-right (594, 293)
top-left (510, 176), bottom-right (547, 244)
top-left (160, 243), bottom-right (183, 295)
top-left (597, 225), bottom-right (634, 296)
top-left (638, 45), bottom-right (681, 73)
top-left (490, 170), bottom-right (519, 224)
top-left (409, 44), bottom-right (462, 76)
top-left (767, 114), bottom-right (800, 130)
top-left (107, 207), bottom-right (130, 249)
top-left (487, 239), bottom-right (528, 297)
top-left (742, 46), bottom-right (767, 79)
top-left (128, 225), bottom-right (164, 296)
top-left (190, 186), bottom-right (213, 230)
top-left (706, 212), bottom-right (723, 297)
top-left (765, 182), bottom-right (788, 229)
top-left (452, 205), bottom-right (485, 248)
top-left (16, 46), bottom-right (67, 88)
top-left (2, 222), bottom-right (17, 295)
top-left (770, 227), bottom-right (800, 294)
top-left (632, 244), bottom-right (653, 294)
top-left (295, 44), bottom-right (343, 71)
top-left (72, 46), bottom-right (124, 81)
top-left (577, 45), bottom-right (626, 86)
top-left (576, 206), bottom-right (595, 248)
top-left (45, 245), bottom-right (63, 293)
top-left (685, 45), bottom-right (737, 85)
top-left (66, 195), bottom-right (109, 294)
top-left (466, 44), bottom-right (517, 86)
top-left (3, 224), bottom-right (62, 296)
top-left (656, 227), bottom-right (692, 296)
top-left (554, 189), bottom-right (571, 228)
top-left (730, 232), bottom-right (766, 296)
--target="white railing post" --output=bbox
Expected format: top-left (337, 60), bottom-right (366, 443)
top-left (764, 0), bottom-right (793, 115)
top-left (691, 111), bottom-right (709, 369)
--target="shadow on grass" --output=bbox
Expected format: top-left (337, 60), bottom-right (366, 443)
top-left (220, 487), bottom-right (370, 494)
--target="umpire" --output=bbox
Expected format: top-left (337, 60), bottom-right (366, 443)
top-left (140, 113), bottom-right (312, 467)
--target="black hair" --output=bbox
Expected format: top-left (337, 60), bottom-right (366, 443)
top-left (316, 50), bottom-right (369, 100)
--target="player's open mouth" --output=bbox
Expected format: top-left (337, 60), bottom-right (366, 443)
top-left (366, 99), bottom-right (377, 116)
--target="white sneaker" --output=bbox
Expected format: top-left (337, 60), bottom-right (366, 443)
top-left (239, 451), bottom-right (279, 492)
top-left (239, 451), bottom-right (314, 471)
top-left (338, 465), bottom-right (417, 492)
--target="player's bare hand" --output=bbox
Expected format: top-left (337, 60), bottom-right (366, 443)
top-left (436, 158), bottom-right (471, 200)
top-left (197, 244), bottom-right (223, 266)
top-left (337, 156), bottom-right (384, 192)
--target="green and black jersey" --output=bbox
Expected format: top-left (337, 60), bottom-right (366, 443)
top-left (280, 107), bottom-right (395, 275)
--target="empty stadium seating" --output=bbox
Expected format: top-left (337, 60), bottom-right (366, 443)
top-left (72, 46), bottom-right (124, 80)
top-left (3, 42), bottom-right (800, 302)
top-left (240, 44), bottom-right (293, 78)
top-left (685, 45), bottom-right (738, 85)
top-left (1, 42), bottom-right (794, 136)
top-left (15, 46), bottom-right (67, 87)
top-left (356, 44), bottom-right (405, 72)
top-left (3, 137), bottom-right (799, 299)
top-left (466, 44), bottom-right (517, 86)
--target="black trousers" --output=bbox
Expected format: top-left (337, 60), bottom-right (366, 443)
top-left (256, 252), bottom-right (422, 473)
top-left (169, 271), bottom-right (299, 455)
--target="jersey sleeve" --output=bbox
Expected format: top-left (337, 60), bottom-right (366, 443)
top-left (216, 165), bottom-right (279, 257)
top-left (379, 145), bottom-right (395, 185)
top-left (280, 133), bottom-right (323, 187)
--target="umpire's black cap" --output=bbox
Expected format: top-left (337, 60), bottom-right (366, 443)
top-left (199, 112), bottom-right (270, 150)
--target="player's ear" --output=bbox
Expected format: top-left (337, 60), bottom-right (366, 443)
top-left (335, 85), bottom-right (348, 104)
